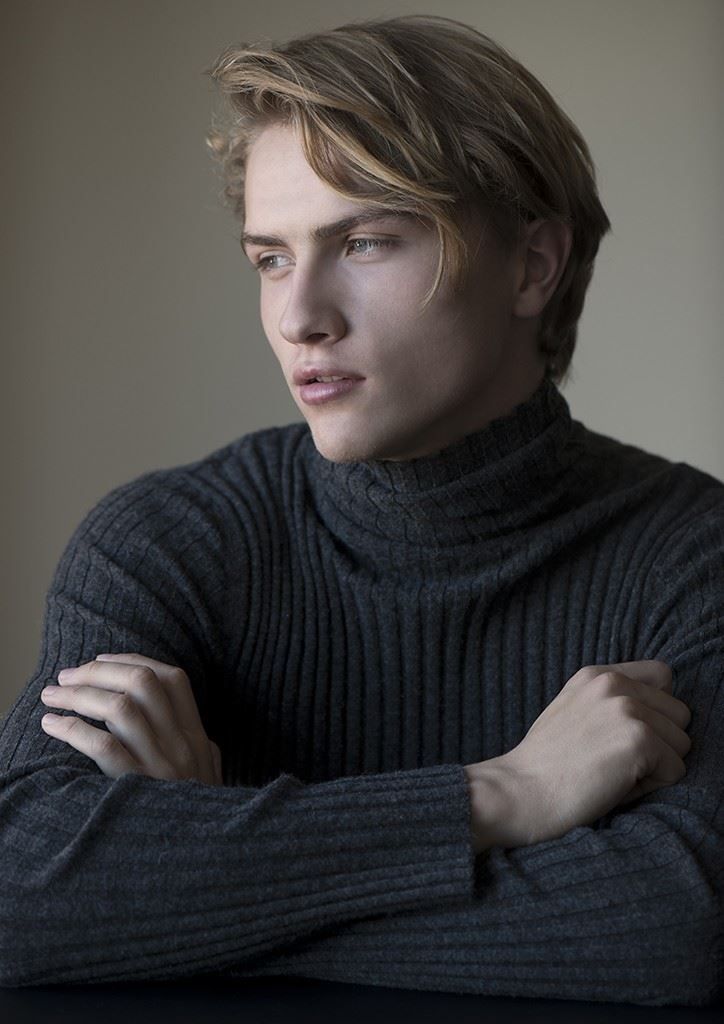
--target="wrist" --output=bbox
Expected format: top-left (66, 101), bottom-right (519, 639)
top-left (464, 757), bottom-right (518, 853)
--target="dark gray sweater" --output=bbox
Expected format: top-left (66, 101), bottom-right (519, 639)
top-left (1, 376), bottom-right (722, 1005)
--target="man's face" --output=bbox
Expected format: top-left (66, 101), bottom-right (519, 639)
top-left (242, 123), bottom-right (534, 463)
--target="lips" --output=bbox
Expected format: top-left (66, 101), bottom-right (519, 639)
top-left (297, 377), bottom-right (365, 405)
top-left (292, 365), bottom-right (365, 386)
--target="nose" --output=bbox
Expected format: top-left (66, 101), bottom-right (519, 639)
top-left (277, 261), bottom-right (347, 347)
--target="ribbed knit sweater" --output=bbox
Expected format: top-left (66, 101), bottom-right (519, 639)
top-left (0, 376), bottom-right (722, 1005)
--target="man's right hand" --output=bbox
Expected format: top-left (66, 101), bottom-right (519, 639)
top-left (465, 660), bottom-right (692, 851)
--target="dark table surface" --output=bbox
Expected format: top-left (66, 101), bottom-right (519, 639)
top-left (1, 975), bottom-right (722, 1023)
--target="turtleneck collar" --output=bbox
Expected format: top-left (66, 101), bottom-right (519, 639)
top-left (302, 375), bottom-right (581, 571)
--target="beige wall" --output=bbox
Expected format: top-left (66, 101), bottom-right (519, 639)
top-left (2, 0), bottom-right (722, 715)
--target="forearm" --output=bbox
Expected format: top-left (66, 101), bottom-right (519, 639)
top-left (0, 757), bottom-right (475, 987)
top-left (218, 797), bottom-right (722, 1007)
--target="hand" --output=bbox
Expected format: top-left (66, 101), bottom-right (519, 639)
top-left (466, 660), bottom-right (692, 850)
top-left (40, 652), bottom-right (223, 785)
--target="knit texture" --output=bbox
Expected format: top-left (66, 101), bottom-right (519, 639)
top-left (0, 376), bottom-right (722, 1004)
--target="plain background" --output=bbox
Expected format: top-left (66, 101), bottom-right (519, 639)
top-left (1, 0), bottom-right (722, 717)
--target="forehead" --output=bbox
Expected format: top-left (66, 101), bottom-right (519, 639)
top-left (244, 124), bottom-right (343, 220)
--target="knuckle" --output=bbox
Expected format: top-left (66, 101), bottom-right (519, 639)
top-left (111, 693), bottom-right (137, 718)
top-left (593, 670), bottom-right (622, 696)
top-left (130, 665), bottom-right (155, 683)
top-left (129, 666), bottom-right (157, 692)
top-left (95, 730), bottom-right (120, 758)
top-left (631, 753), bottom-right (651, 783)
top-left (652, 659), bottom-right (673, 680)
top-left (568, 665), bottom-right (599, 686)
top-left (626, 717), bottom-right (652, 750)
top-left (170, 666), bottom-right (191, 691)
top-left (614, 694), bottom-right (640, 718)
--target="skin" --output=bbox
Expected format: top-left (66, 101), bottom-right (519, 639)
top-left (40, 653), bottom-right (223, 785)
top-left (241, 122), bottom-right (573, 463)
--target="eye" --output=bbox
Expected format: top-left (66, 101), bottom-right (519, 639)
top-left (252, 236), bottom-right (396, 274)
top-left (254, 253), bottom-right (291, 273)
top-left (345, 237), bottom-right (395, 256)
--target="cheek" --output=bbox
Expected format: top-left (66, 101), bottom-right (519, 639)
top-left (360, 273), bottom-right (434, 355)
top-left (259, 289), bottom-right (274, 333)
top-left (259, 292), bottom-right (284, 353)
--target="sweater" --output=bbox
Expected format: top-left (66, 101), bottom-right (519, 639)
top-left (0, 375), bottom-right (722, 1005)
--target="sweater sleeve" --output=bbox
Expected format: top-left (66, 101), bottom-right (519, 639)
top-left (214, 498), bottom-right (724, 1008)
top-left (0, 474), bottom-right (475, 987)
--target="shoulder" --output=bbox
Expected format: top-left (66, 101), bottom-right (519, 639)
top-left (647, 460), bottom-right (724, 580)
top-left (570, 418), bottom-right (724, 528)
top-left (561, 421), bottom-right (724, 624)
top-left (63, 421), bottom-right (312, 556)
top-left (583, 436), bottom-right (724, 669)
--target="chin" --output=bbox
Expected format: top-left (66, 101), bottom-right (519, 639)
top-left (307, 424), bottom-right (379, 464)
top-left (312, 438), bottom-right (371, 464)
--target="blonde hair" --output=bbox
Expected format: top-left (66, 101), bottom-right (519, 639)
top-left (204, 14), bottom-right (611, 386)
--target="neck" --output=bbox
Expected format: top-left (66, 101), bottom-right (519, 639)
top-left (303, 375), bottom-right (580, 575)
top-left (378, 356), bottom-right (548, 464)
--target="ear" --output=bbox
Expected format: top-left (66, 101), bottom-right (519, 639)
top-left (511, 219), bottom-right (573, 320)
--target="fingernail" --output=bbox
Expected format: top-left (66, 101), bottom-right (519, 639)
top-left (57, 668), bottom-right (73, 681)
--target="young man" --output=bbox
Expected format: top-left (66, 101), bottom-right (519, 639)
top-left (0, 15), bottom-right (722, 1006)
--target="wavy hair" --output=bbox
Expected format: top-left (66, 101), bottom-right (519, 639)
top-left (204, 15), bottom-right (611, 386)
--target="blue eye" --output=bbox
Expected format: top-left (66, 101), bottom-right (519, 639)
top-left (346, 238), bottom-right (395, 256)
top-left (254, 237), bottom-right (395, 274)
top-left (254, 254), bottom-right (288, 273)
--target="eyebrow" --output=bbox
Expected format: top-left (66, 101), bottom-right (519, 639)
top-left (240, 209), bottom-right (417, 253)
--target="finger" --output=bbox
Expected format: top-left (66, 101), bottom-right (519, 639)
top-left (579, 661), bottom-right (689, 728)
top-left (41, 712), bottom-right (141, 779)
top-left (42, 684), bottom-right (169, 774)
top-left (635, 704), bottom-right (692, 759)
top-left (61, 654), bottom-right (215, 782)
top-left (619, 739), bottom-right (688, 806)
top-left (57, 659), bottom-right (180, 744)
top-left (625, 678), bottom-right (691, 732)
top-left (92, 653), bottom-right (215, 781)
top-left (93, 653), bottom-right (206, 739)
top-left (598, 660), bottom-right (673, 693)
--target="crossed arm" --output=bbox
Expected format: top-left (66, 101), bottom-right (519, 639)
top-left (32, 642), bottom-right (722, 1006)
top-left (38, 653), bottom-right (690, 852)
top-left (2, 481), bottom-right (722, 1004)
